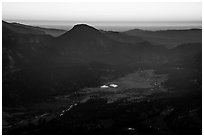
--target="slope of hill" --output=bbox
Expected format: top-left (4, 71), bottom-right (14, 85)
top-left (168, 43), bottom-right (202, 67)
top-left (3, 21), bottom-right (66, 37)
top-left (101, 30), bottom-right (144, 44)
top-left (51, 24), bottom-right (169, 66)
top-left (123, 29), bottom-right (202, 48)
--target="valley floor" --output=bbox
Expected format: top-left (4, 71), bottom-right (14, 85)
top-left (3, 68), bottom-right (202, 135)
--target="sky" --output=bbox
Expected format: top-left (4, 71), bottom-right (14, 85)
top-left (2, 2), bottom-right (202, 31)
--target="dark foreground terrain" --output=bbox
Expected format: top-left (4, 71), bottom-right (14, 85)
top-left (3, 66), bottom-right (202, 135)
top-left (2, 21), bottom-right (202, 135)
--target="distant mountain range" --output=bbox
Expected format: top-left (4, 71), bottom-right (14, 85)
top-left (3, 21), bottom-right (202, 48)
top-left (123, 28), bottom-right (202, 48)
top-left (2, 20), bottom-right (202, 75)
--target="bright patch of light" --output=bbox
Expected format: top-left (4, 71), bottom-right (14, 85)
top-left (100, 85), bottom-right (109, 88)
top-left (128, 127), bottom-right (135, 131)
top-left (109, 84), bottom-right (118, 88)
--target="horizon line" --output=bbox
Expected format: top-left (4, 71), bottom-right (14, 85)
top-left (3, 20), bottom-right (202, 32)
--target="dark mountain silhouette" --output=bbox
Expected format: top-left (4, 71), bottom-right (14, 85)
top-left (4, 21), bottom-right (200, 75)
top-left (50, 24), bottom-right (169, 65)
top-left (2, 21), bottom-right (58, 105)
top-left (59, 24), bottom-right (102, 40)
top-left (2, 21), bottom-right (53, 70)
top-left (3, 21), bottom-right (66, 37)
top-left (124, 28), bottom-right (202, 48)
top-left (55, 24), bottom-right (116, 52)
top-left (3, 20), bottom-right (45, 35)
top-left (51, 24), bottom-right (120, 64)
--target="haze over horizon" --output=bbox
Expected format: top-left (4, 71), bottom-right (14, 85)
top-left (3, 20), bottom-right (202, 31)
top-left (2, 2), bottom-right (202, 31)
